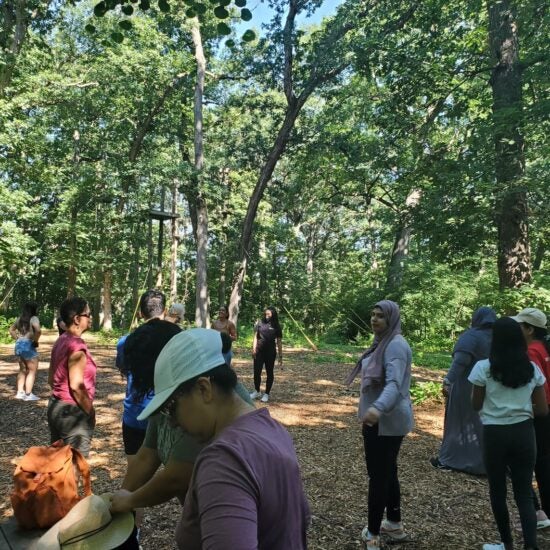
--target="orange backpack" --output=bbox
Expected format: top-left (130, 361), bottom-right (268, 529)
top-left (11, 440), bottom-right (92, 529)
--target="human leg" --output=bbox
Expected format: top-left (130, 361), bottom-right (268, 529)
top-left (508, 420), bottom-right (537, 549)
top-left (534, 414), bottom-right (550, 517)
top-left (24, 356), bottom-right (39, 395)
top-left (16, 357), bottom-right (27, 395)
top-left (253, 353), bottom-right (264, 392)
top-left (483, 425), bottom-right (514, 546)
top-left (264, 351), bottom-right (276, 395)
top-left (362, 424), bottom-right (404, 536)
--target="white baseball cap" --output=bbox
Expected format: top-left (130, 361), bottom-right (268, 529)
top-left (137, 328), bottom-right (226, 421)
top-left (511, 308), bottom-right (547, 329)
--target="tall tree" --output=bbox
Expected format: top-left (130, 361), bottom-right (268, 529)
top-left (488, 0), bottom-right (531, 288)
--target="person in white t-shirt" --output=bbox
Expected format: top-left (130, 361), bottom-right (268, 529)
top-left (468, 317), bottom-right (548, 550)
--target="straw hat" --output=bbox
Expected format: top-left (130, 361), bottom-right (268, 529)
top-left (35, 494), bottom-right (134, 550)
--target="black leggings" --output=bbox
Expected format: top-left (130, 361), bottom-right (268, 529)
top-left (483, 420), bottom-right (537, 549)
top-left (534, 413), bottom-right (550, 516)
top-left (362, 424), bottom-right (404, 536)
top-left (253, 349), bottom-right (276, 394)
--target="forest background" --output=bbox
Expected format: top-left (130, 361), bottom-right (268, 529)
top-left (0, 0), bottom-right (548, 353)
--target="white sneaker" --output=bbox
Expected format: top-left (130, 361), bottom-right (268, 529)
top-left (380, 519), bottom-right (407, 540)
top-left (261, 393), bottom-right (269, 403)
top-left (15, 391), bottom-right (26, 399)
top-left (482, 544), bottom-right (505, 550)
top-left (360, 527), bottom-right (380, 549)
top-left (249, 391), bottom-right (262, 400)
top-left (23, 393), bottom-right (40, 401)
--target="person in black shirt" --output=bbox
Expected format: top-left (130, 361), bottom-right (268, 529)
top-left (250, 307), bottom-right (283, 403)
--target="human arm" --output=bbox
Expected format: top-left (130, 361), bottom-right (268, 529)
top-left (532, 386), bottom-right (549, 417)
top-left (471, 384), bottom-right (486, 411)
top-left (445, 351), bottom-right (472, 385)
top-left (113, 450), bottom-right (193, 512)
top-left (68, 351), bottom-right (94, 418)
top-left (191, 448), bottom-right (259, 550)
top-left (277, 336), bottom-right (283, 367)
top-left (30, 316), bottom-right (41, 345)
top-left (228, 321), bottom-right (237, 341)
top-left (370, 340), bottom-right (409, 415)
top-left (9, 323), bottom-right (18, 340)
top-left (252, 332), bottom-right (258, 357)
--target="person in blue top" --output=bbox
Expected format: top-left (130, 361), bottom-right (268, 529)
top-left (469, 317), bottom-right (548, 550)
top-left (117, 290), bottom-right (167, 462)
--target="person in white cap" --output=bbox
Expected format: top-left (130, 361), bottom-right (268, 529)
top-left (513, 307), bottom-right (550, 530)
top-left (135, 328), bottom-right (310, 549)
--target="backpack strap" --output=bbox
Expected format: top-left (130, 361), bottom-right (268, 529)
top-left (71, 449), bottom-right (92, 496)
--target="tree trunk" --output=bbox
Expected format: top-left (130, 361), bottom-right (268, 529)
top-left (0, 0), bottom-right (28, 96)
top-left (169, 181), bottom-right (179, 303)
top-left (191, 21), bottom-right (210, 328)
top-left (488, 0), bottom-right (531, 288)
top-left (228, 100), bottom-right (303, 324)
top-left (101, 268), bottom-right (113, 330)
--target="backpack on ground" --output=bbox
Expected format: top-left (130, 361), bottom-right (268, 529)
top-left (11, 439), bottom-right (92, 529)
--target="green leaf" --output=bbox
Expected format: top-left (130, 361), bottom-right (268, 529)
top-left (158, 0), bottom-right (170, 12)
top-left (119, 19), bottom-right (132, 30)
top-left (240, 7), bottom-right (252, 21)
top-left (217, 22), bottom-right (231, 35)
top-left (121, 4), bottom-right (134, 14)
top-left (84, 23), bottom-right (96, 33)
top-left (214, 5), bottom-right (229, 18)
top-left (242, 29), bottom-right (255, 42)
top-left (111, 31), bottom-right (124, 43)
top-left (225, 38), bottom-right (235, 48)
top-left (234, 0), bottom-right (246, 6)
top-left (93, 1), bottom-right (107, 16)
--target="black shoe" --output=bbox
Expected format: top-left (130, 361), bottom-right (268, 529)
top-left (430, 456), bottom-right (452, 471)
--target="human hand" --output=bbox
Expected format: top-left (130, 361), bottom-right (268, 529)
top-left (442, 382), bottom-right (450, 398)
top-left (110, 489), bottom-right (134, 514)
top-left (362, 407), bottom-right (381, 427)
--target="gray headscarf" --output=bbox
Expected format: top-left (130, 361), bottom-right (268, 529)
top-left (345, 300), bottom-right (402, 387)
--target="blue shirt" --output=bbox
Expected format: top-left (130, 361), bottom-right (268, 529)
top-left (117, 334), bottom-right (153, 431)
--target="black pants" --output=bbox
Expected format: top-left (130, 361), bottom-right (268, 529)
top-left (483, 420), bottom-right (537, 549)
top-left (254, 349), bottom-right (276, 394)
top-left (362, 424), bottom-right (404, 536)
top-left (534, 413), bottom-right (550, 516)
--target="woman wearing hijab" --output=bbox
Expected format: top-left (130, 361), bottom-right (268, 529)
top-left (346, 300), bottom-right (413, 550)
top-left (431, 306), bottom-right (497, 475)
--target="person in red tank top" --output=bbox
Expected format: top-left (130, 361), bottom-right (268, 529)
top-left (47, 297), bottom-right (96, 457)
top-left (513, 307), bottom-right (550, 529)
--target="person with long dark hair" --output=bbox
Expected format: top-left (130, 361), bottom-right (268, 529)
top-left (469, 317), bottom-right (548, 550)
top-left (346, 300), bottom-right (414, 550)
top-left (250, 306), bottom-right (283, 403)
top-left (513, 308), bottom-right (550, 530)
top-left (431, 306), bottom-right (497, 474)
top-left (9, 302), bottom-right (41, 401)
top-left (47, 297), bottom-right (96, 456)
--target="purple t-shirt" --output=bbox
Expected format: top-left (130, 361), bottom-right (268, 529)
top-left (176, 408), bottom-right (310, 550)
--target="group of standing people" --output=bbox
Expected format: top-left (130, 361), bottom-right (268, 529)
top-left (9, 292), bottom-right (549, 550)
top-left (431, 306), bottom-right (550, 550)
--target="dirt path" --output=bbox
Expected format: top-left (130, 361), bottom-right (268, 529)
top-left (1, 332), bottom-right (549, 549)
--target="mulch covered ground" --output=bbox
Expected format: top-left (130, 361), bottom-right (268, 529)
top-left (1, 331), bottom-right (550, 549)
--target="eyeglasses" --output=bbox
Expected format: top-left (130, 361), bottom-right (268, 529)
top-left (79, 312), bottom-right (92, 318)
top-left (160, 392), bottom-right (181, 419)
